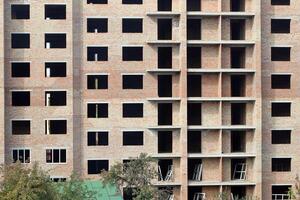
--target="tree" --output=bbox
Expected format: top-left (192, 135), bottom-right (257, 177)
top-left (101, 153), bottom-right (171, 200)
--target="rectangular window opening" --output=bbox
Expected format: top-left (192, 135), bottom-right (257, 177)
top-left (46, 149), bottom-right (66, 163)
top-left (230, 0), bottom-right (245, 12)
top-left (11, 33), bottom-right (30, 49)
top-left (122, 18), bottom-right (143, 33)
top-left (158, 47), bottom-right (172, 69)
top-left (45, 5), bottom-right (66, 20)
top-left (12, 120), bottom-right (30, 135)
top-left (45, 120), bottom-right (67, 135)
top-left (158, 75), bottom-right (172, 97)
top-left (122, 0), bottom-right (143, 4)
top-left (13, 149), bottom-right (30, 163)
top-left (272, 130), bottom-right (291, 144)
top-left (271, 102), bottom-right (291, 117)
top-left (272, 158), bottom-right (291, 172)
top-left (188, 159), bottom-right (202, 181)
top-left (123, 103), bottom-right (143, 118)
top-left (158, 103), bottom-right (173, 125)
top-left (188, 103), bottom-right (202, 125)
top-left (272, 186), bottom-right (291, 200)
top-left (187, 0), bottom-right (201, 11)
top-left (231, 75), bottom-right (245, 97)
top-left (87, 103), bottom-right (108, 118)
top-left (187, 75), bottom-right (202, 97)
top-left (45, 33), bottom-right (66, 49)
top-left (231, 103), bottom-right (246, 125)
top-left (45, 91), bottom-right (66, 106)
top-left (122, 47), bottom-right (143, 61)
top-left (87, 47), bottom-right (108, 61)
top-left (122, 75), bottom-right (143, 89)
top-left (188, 131), bottom-right (201, 153)
top-left (11, 62), bottom-right (30, 77)
top-left (271, 47), bottom-right (291, 61)
top-left (11, 5), bottom-right (30, 19)
top-left (123, 131), bottom-right (144, 146)
top-left (231, 131), bottom-right (246, 152)
top-left (231, 47), bottom-right (245, 68)
top-left (271, 75), bottom-right (291, 89)
top-left (45, 62), bottom-right (67, 77)
top-left (271, 0), bottom-right (290, 6)
top-left (158, 19), bottom-right (172, 40)
top-left (158, 0), bottom-right (172, 11)
top-left (12, 91), bottom-right (30, 106)
top-left (271, 19), bottom-right (290, 34)
top-left (187, 18), bottom-right (201, 40)
top-left (88, 160), bottom-right (109, 174)
top-left (230, 19), bottom-right (245, 40)
top-left (87, 0), bottom-right (108, 4)
top-left (87, 75), bottom-right (108, 89)
top-left (87, 18), bottom-right (108, 33)
top-left (158, 131), bottom-right (173, 153)
top-left (187, 47), bottom-right (201, 68)
top-left (88, 131), bottom-right (109, 146)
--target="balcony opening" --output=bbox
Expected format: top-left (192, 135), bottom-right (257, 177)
top-left (272, 130), bottom-right (291, 144)
top-left (231, 131), bottom-right (246, 152)
top-left (158, 0), bottom-right (172, 11)
top-left (45, 91), bottom-right (66, 106)
top-left (122, 103), bottom-right (143, 118)
top-left (87, 75), bottom-right (108, 89)
top-left (271, 74), bottom-right (291, 89)
top-left (272, 158), bottom-right (291, 172)
top-left (87, 18), bottom-right (108, 33)
top-left (158, 131), bottom-right (172, 153)
top-left (158, 47), bottom-right (172, 68)
top-left (272, 185), bottom-right (290, 200)
top-left (187, 75), bottom-right (202, 97)
top-left (122, 75), bottom-right (143, 89)
top-left (122, 47), bottom-right (143, 61)
top-left (11, 4), bottom-right (30, 19)
top-left (188, 159), bottom-right (202, 181)
top-left (230, 0), bottom-right (245, 12)
top-left (187, 0), bottom-right (201, 11)
top-left (188, 187), bottom-right (204, 200)
top-left (231, 186), bottom-right (246, 200)
top-left (158, 103), bottom-right (173, 125)
top-left (157, 18), bottom-right (172, 40)
top-left (123, 131), bottom-right (144, 146)
top-left (231, 47), bottom-right (245, 68)
top-left (231, 103), bottom-right (246, 125)
top-left (231, 75), bottom-right (245, 97)
top-left (271, 47), bottom-right (290, 61)
top-left (87, 103), bottom-right (108, 118)
top-left (11, 62), bottom-right (30, 77)
top-left (158, 75), bottom-right (172, 97)
top-left (45, 4), bottom-right (66, 20)
top-left (188, 103), bottom-right (202, 125)
top-left (11, 91), bottom-right (30, 106)
top-left (230, 19), bottom-right (245, 40)
top-left (87, 160), bottom-right (109, 174)
top-left (87, 47), bottom-right (108, 61)
top-left (88, 131), bottom-right (109, 146)
top-left (45, 62), bottom-right (67, 77)
top-left (122, 0), bottom-right (143, 4)
top-left (187, 47), bottom-right (201, 68)
top-left (122, 18), bottom-right (143, 33)
top-left (231, 159), bottom-right (246, 180)
top-left (45, 120), bottom-right (67, 135)
top-left (271, 0), bottom-right (290, 6)
top-left (271, 102), bottom-right (291, 117)
top-left (87, 0), bottom-right (108, 4)
top-left (12, 120), bottom-right (30, 135)
top-left (271, 19), bottom-right (290, 34)
top-left (187, 18), bottom-right (201, 40)
top-left (158, 159), bottom-right (173, 181)
top-left (188, 131), bottom-right (201, 153)
top-left (11, 33), bottom-right (30, 49)
top-left (45, 34), bottom-right (66, 48)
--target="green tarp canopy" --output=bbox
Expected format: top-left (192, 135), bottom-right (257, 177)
top-left (83, 180), bottom-right (122, 200)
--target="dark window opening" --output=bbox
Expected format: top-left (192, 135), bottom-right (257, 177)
top-left (12, 91), bottom-right (30, 106)
top-left (271, 47), bottom-right (290, 61)
top-left (123, 75), bottom-right (143, 89)
top-left (122, 0), bottom-right (143, 4)
top-left (87, 75), bottom-right (108, 89)
top-left (158, 131), bottom-right (172, 153)
top-left (11, 5), bottom-right (30, 19)
top-left (187, 75), bottom-right (202, 97)
top-left (271, 0), bottom-right (290, 6)
top-left (88, 160), bottom-right (109, 174)
top-left (272, 158), bottom-right (291, 172)
top-left (45, 62), bottom-right (67, 77)
top-left (87, 18), bottom-right (108, 33)
top-left (187, 18), bottom-right (201, 40)
top-left (187, 0), bottom-right (201, 11)
top-left (272, 186), bottom-right (290, 200)
top-left (11, 62), bottom-right (30, 77)
top-left (271, 75), bottom-right (290, 89)
top-left (231, 186), bottom-right (246, 200)
top-left (88, 131), bottom-right (109, 146)
top-left (188, 131), bottom-right (201, 153)
top-left (231, 159), bottom-right (246, 180)
top-left (231, 19), bottom-right (245, 40)
top-left (272, 130), bottom-right (291, 144)
top-left (188, 186), bottom-right (203, 200)
top-left (231, 103), bottom-right (246, 125)
top-left (188, 159), bottom-right (202, 180)
top-left (158, 47), bottom-right (172, 69)
top-left (45, 120), bottom-right (67, 135)
top-left (45, 34), bottom-right (66, 48)
top-left (188, 103), bottom-right (201, 125)
top-left (271, 103), bottom-right (291, 117)
top-left (231, 131), bottom-right (246, 152)
top-left (158, 0), bottom-right (172, 11)
top-left (45, 5), bottom-right (66, 20)
top-left (87, 103), bottom-right (108, 118)
top-left (87, 47), bottom-right (108, 61)
top-left (158, 75), bottom-right (172, 97)
top-left (122, 18), bottom-right (143, 33)
top-left (231, 47), bottom-right (245, 68)
top-left (122, 47), bottom-right (143, 61)
top-left (158, 19), bottom-right (172, 40)
top-left (158, 103), bottom-right (173, 125)
top-left (87, 0), bottom-right (108, 4)
top-left (123, 103), bottom-right (143, 118)
top-left (51, 178), bottom-right (67, 182)
top-left (45, 91), bottom-right (66, 106)
top-left (11, 33), bottom-right (30, 49)
top-left (187, 47), bottom-right (201, 68)
top-left (46, 149), bottom-right (66, 163)
top-left (271, 19), bottom-right (290, 34)
top-left (230, 0), bottom-right (245, 12)
top-left (12, 120), bottom-right (30, 135)
top-left (158, 159), bottom-right (173, 181)
top-left (13, 149), bottom-right (30, 163)
top-left (231, 75), bottom-right (245, 97)
top-left (123, 131), bottom-right (144, 146)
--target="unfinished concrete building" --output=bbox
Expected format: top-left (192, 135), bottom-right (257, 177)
top-left (0, 0), bottom-right (298, 199)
